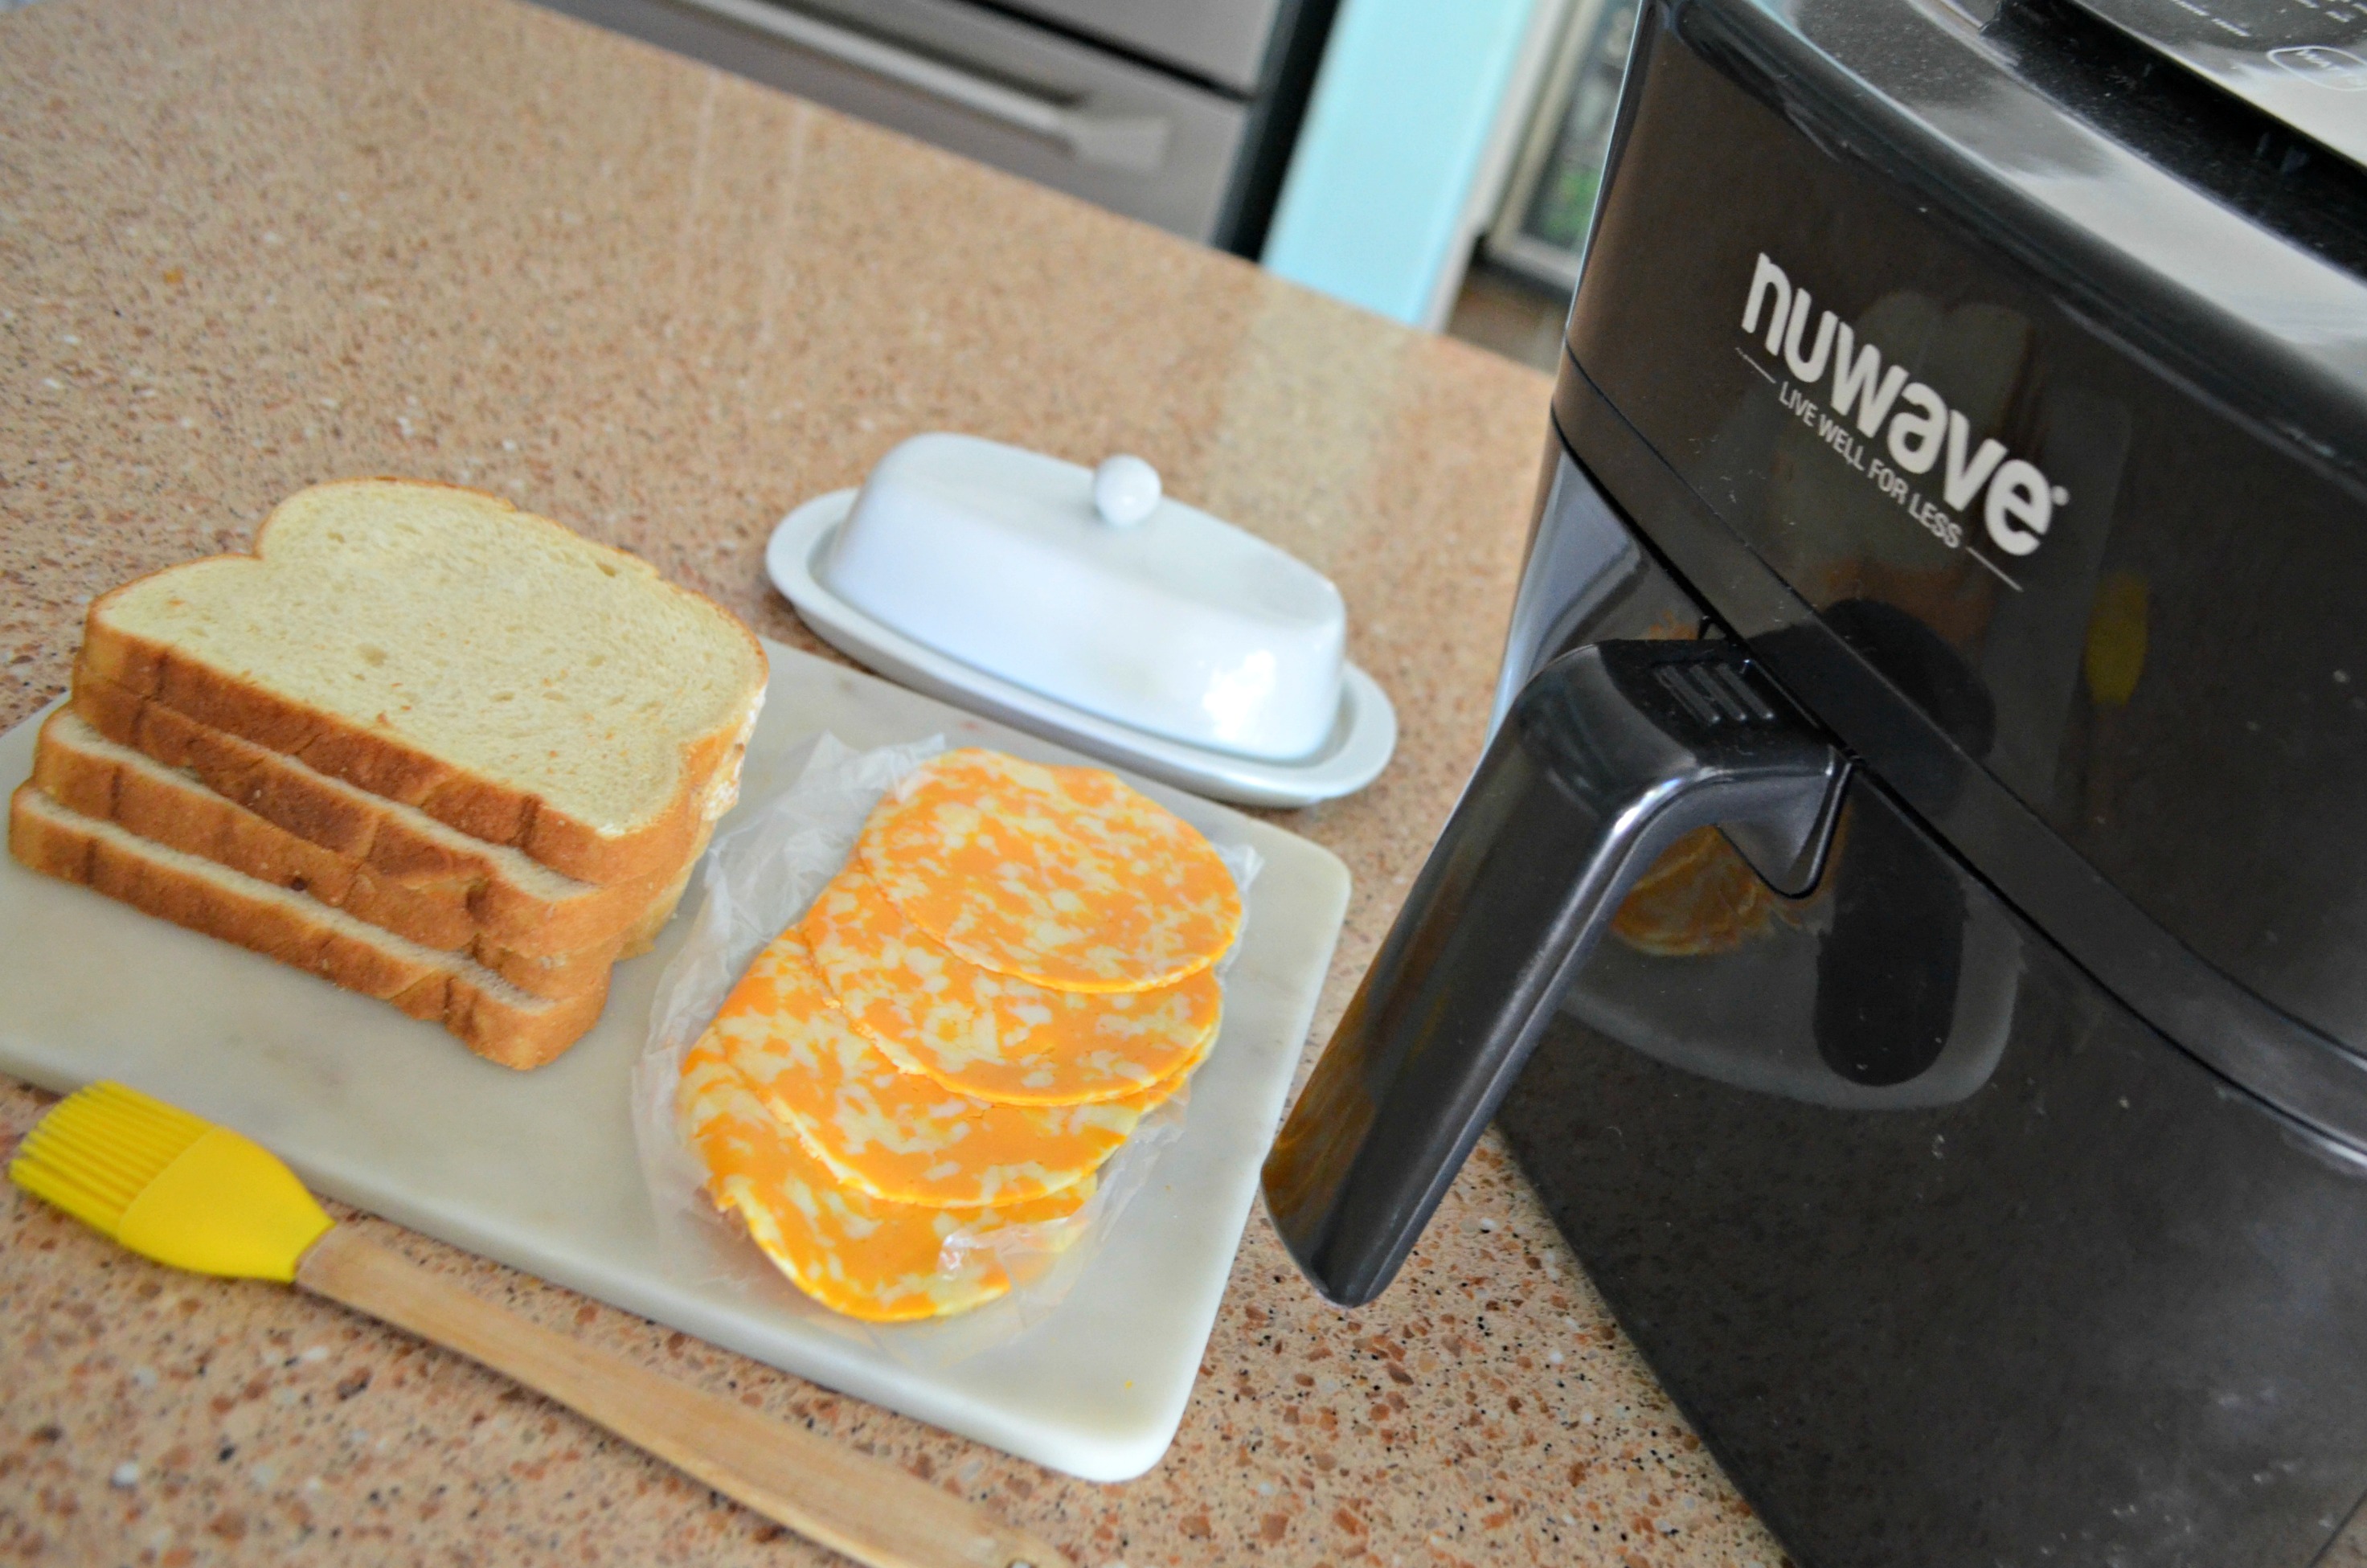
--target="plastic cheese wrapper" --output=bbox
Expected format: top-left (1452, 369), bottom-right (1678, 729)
top-left (632, 732), bottom-right (1259, 1369)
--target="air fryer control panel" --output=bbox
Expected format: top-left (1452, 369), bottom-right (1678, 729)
top-left (1562, 0), bottom-right (2367, 1054)
top-left (2078, 0), bottom-right (2367, 169)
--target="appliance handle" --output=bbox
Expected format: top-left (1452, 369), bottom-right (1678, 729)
top-left (674, 0), bottom-right (1173, 172)
top-left (1262, 641), bottom-right (1849, 1307)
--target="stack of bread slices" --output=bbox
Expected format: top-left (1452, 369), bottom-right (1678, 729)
top-left (7, 479), bottom-right (768, 1069)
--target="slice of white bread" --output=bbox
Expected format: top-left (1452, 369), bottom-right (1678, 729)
top-left (77, 479), bottom-right (767, 886)
top-left (55, 693), bottom-right (702, 960)
top-left (27, 710), bottom-right (695, 999)
top-left (9, 787), bottom-right (604, 1070)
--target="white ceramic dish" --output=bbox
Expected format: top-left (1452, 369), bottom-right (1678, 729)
top-left (0, 638), bottom-right (1352, 1481)
top-left (825, 435), bottom-right (1349, 762)
top-left (769, 490), bottom-right (1398, 808)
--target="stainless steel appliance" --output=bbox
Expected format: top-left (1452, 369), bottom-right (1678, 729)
top-left (1263, 0), bottom-right (2367, 1562)
top-left (531, 0), bottom-right (1335, 250)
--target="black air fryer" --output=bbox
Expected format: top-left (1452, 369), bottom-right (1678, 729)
top-left (1262, 0), bottom-right (2367, 1562)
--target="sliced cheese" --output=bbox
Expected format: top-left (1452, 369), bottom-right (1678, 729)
top-left (678, 1050), bottom-right (1092, 1322)
top-left (805, 865), bottom-right (1219, 1105)
top-left (857, 748), bottom-right (1242, 992)
top-left (709, 927), bottom-right (1183, 1206)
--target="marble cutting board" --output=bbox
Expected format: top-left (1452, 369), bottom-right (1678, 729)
top-left (0, 637), bottom-right (1353, 1482)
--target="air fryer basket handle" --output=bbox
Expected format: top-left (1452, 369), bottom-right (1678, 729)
top-left (1262, 641), bottom-right (1849, 1307)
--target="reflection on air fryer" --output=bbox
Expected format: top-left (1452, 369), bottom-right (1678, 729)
top-left (1738, 287), bottom-right (2130, 807)
top-left (1580, 788), bottom-right (2020, 1112)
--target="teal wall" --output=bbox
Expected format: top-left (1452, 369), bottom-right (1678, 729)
top-left (1260, 0), bottom-right (1539, 325)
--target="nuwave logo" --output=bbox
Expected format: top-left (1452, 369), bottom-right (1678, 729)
top-left (1742, 254), bottom-right (2065, 559)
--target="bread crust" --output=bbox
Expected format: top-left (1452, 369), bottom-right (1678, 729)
top-left (77, 479), bottom-right (767, 886)
top-left (72, 668), bottom-right (707, 952)
top-left (8, 784), bottom-right (602, 1070)
top-left (31, 710), bottom-right (703, 996)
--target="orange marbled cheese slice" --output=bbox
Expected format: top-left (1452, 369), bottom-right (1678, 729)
top-left (707, 926), bottom-right (1172, 1206)
top-left (856, 748), bottom-right (1243, 993)
top-left (677, 1050), bottom-right (1092, 1323)
top-left (804, 864), bottom-right (1222, 1105)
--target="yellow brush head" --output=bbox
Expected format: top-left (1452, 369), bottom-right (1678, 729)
top-left (9, 1081), bottom-right (334, 1282)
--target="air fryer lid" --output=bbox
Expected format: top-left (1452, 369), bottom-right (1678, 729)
top-left (2071, 0), bottom-right (2367, 173)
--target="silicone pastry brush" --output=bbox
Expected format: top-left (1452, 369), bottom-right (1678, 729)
top-left (7, 1081), bottom-right (1071, 1568)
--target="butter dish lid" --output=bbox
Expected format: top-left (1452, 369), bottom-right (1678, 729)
top-left (823, 433), bottom-right (1346, 764)
top-left (768, 433), bottom-right (1396, 808)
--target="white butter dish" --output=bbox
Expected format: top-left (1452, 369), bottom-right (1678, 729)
top-left (769, 435), bottom-right (1396, 807)
top-left (827, 434), bottom-right (1342, 761)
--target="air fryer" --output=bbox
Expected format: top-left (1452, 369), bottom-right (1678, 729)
top-left (1263, 0), bottom-right (2367, 1562)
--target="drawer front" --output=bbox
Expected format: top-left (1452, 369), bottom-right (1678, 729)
top-left (539, 0), bottom-right (1250, 244)
top-left (997, 0), bottom-right (1290, 94)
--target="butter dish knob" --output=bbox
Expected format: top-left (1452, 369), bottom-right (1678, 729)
top-left (1092, 455), bottom-right (1161, 526)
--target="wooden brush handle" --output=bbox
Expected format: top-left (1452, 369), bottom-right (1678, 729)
top-left (294, 1226), bottom-right (1072, 1568)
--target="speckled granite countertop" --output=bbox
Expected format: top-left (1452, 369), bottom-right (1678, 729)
top-left (0, 1), bottom-right (1789, 1563)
